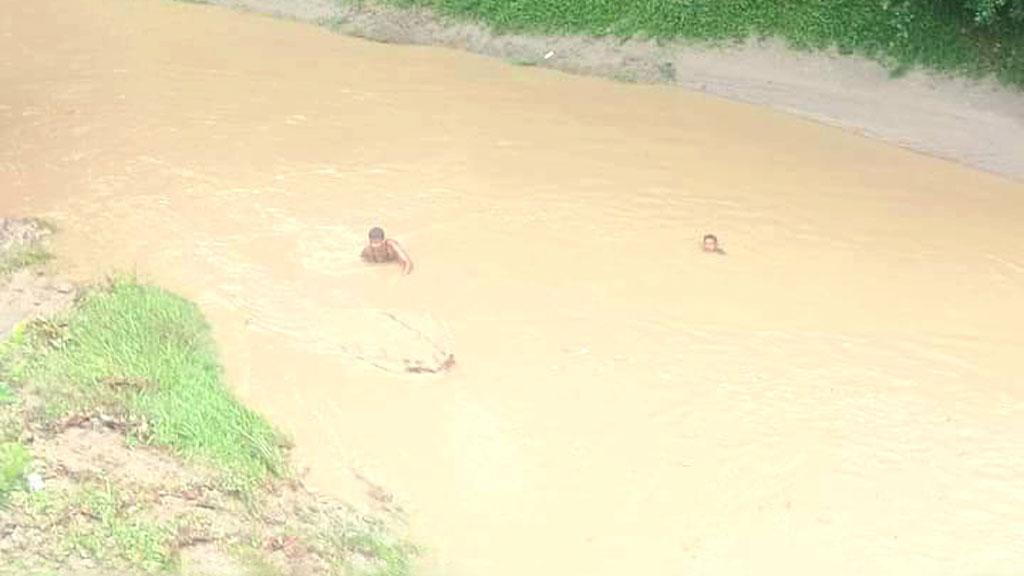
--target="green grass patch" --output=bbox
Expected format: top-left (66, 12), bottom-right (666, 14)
top-left (1, 278), bottom-right (285, 490)
top-left (20, 482), bottom-right (174, 573)
top-left (64, 484), bottom-right (174, 573)
top-left (0, 441), bottom-right (30, 504)
top-left (0, 244), bottom-right (53, 277)
top-left (307, 512), bottom-right (418, 576)
top-left (0, 383), bottom-right (20, 443)
top-left (376, 0), bottom-right (1024, 86)
top-left (346, 529), bottom-right (417, 576)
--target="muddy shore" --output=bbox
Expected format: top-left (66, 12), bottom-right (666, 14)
top-left (0, 219), bottom-right (414, 576)
top-left (197, 0), bottom-right (1024, 181)
top-left (0, 220), bottom-right (75, 338)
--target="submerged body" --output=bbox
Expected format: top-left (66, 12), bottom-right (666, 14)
top-left (361, 227), bottom-right (413, 274)
top-left (702, 233), bottom-right (726, 255)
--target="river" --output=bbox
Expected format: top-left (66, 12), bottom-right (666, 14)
top-left (2, 0), bottom-right (1023, 574)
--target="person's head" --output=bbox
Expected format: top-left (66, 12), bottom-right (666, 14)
top-left (702, 234), bottom-right (719, 253)
top-left (368, 227), bottom-right (386, 248)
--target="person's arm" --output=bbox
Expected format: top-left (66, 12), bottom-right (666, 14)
top-left (360, 245), bottom-right (373, 262)
top-left (388, 240), bottom-right (414, 275)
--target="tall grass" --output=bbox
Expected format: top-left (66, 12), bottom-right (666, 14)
top-left (0, 441), bottom-right (30, 504)
top-left (380, 0), bottom-right (1024, 86)
top-left (2, 279), bottom-right (285, 488)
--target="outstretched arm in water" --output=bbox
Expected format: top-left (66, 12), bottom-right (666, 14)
top-left (388, 239), bottom-right (414, 275)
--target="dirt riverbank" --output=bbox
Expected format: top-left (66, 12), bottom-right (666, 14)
top-left (0, 219), bottom-right (413, 576)
top-left (0, 219), bottom-right (75, 338)
top-left (201, 0), bottom-right (1024, 181)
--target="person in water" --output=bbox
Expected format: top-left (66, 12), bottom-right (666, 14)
top-left (361, 227), bottom-right (414, 274)
top-left (702, 233), bottom-right (725, 255)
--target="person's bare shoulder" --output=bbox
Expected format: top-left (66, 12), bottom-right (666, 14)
top-left (386, 238), bottom-right (413, 273)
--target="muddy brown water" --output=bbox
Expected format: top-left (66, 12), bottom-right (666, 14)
top-left (3, 0), bottom-right (1023, 574)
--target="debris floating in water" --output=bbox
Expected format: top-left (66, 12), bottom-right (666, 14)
top-left (405, 354), bottom-right (456, 374)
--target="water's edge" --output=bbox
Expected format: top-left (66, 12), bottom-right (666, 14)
top-left (201, 0), bottom-right (1024, 181)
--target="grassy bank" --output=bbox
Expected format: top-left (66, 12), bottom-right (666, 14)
top-left (379, 0), bottom-right (1024, 85)
top-left (0, 271), bottom-right (415, 575)
top-left (1, 278), bottom-right (285, 490)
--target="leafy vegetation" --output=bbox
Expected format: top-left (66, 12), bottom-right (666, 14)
top-left (0, 278), bottom-right (285, 491)
top-left (379, 0), bottom-right (1024, 85)
top-left (0, 441), bottom-right (30, 504)
top-left (966, 0), bottom-right (1024, 25)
